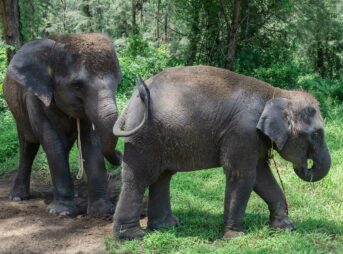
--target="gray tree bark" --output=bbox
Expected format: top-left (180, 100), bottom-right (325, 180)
top-left (0, 0), bottom-right (22, 62)
top-left (226, 0), bottom-right (242, 70)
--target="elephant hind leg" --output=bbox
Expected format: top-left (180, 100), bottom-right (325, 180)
top-left (112, 162), bottom-right (146, 240)
top-left (147, 171), bottom-right (179, 230)
top-left (113, 141), bottom-right (163, 240)
top-left (9, 130), bottom-right (39, 201)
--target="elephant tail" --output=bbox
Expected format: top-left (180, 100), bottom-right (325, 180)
top-left (113, 76), bottom-right (150, 137)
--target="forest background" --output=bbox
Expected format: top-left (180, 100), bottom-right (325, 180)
top-left (0, 1), bottom-right (343, 253)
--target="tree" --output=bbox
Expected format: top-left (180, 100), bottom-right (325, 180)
top-left (225, 0), bottom-right (243, 69)
top-left (156, 0), bottom-right (160, 46)
top-left (0, 0), bottom-right (22, 62)
top-left (132, 0), bottom-right (138, 34)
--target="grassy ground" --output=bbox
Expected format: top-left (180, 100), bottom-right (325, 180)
top-left (0, 96), bottom-right (342, 254)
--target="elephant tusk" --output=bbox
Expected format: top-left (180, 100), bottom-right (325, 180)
top-left (76, 118), bottom-right (85, 180)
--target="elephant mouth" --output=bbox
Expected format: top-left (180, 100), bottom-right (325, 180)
top-left (293, 156), bottom-right (330, 182)
top-left (70, 103), bottom-right (87, 118)
top-left (293, 159), bottom-right (314, 180)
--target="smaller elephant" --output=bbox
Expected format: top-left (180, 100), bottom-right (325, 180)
top-left (112, 66), bottom-right (331, 240)
top-left (3, 33), bottom-right (122, 216)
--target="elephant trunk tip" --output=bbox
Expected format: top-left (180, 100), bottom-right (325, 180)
top-left (294, 155), bottom-right (331, 182)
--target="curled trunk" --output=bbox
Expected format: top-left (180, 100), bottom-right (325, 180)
top-left (294, 144), bottom-right (331, 182)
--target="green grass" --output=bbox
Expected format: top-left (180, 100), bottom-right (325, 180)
top-left (0, 95), bottom-right (342, 253)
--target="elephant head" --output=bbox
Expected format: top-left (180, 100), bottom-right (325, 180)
top-left (7, 33), bottom-right (122, 165)
top-left (257, 93), bottom-right (331, 182)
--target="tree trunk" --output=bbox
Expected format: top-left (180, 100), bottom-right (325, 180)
top-left (187, 0), bottom-right (200, 65)
top-left (132, 0), bottom-right (137, 34)
top-left (81, 1), bottom-right (94, 32)
top-left (61, 0), bottom-right (67, 32)
top-left (316, 40), bottom-right (325, 77)
top-left (163, 12), bottom-right (168, 43)
top-left (156, 0), bottom-right (160, 46)
top-left (226, 0), bottom-right (242, 70)
top-left (0, 0), bottom-right (22, 62)
top-left (139, 0), bottom-right (143, 33)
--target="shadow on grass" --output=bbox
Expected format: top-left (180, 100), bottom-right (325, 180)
top-left (165, 209), bottom-right (342, 241)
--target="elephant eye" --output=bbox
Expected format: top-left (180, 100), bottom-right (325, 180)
top-left (70, 80), bottom-right (83, 90)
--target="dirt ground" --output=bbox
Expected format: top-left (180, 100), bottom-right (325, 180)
top-left (0, 171), bottom-right (144, 254)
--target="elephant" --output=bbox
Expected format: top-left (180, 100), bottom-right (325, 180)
top-left (3, 33), bottom-right (122, 216)
top-left (112, 66), bottom-right (331, 240)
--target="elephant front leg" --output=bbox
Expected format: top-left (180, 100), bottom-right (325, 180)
top-left (254, 159), bottom-right (295, 230)
top-left (40, 128), bottom-right (77, 216)
top-left (148, 171), bottom-right (179, 230)
top-left (223, 162), bottom-right (256, 239)
top-left (80, 120), bottom-right (114, 217)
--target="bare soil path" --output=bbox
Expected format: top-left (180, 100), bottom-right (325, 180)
top-left (0, 171), bottom-right (121, 254)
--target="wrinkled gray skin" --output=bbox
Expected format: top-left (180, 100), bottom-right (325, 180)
top-left (112, 66), bottom-right (331, 240)
top-left (3, 33), bottom-right (122, 216)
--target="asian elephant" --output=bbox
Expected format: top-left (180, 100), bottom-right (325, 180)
top-left (3, 33), bottom-right (122, 216)
top-left (112, 66), bottom-right (331, 240)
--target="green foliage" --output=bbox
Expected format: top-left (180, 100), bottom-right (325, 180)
top-left (0, 48), bottom-right (7, 114)
top-left (297, 74), bottom-right (343, 117)
top-left (0, 47), bottom-right (8, 83)
top-left (19, 0), bottom-right (54, 41)
top-left (0, 113), bottom-right (18, 166)
top-left (117, 36), bottom-right (181, 94)
top-left (253, 62), bottom-right (302, 89)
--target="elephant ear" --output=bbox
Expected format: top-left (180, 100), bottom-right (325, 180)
top-left (256, 98), bottom-right (291, 150)
top-left (6, 39), bottom-right (56, 107)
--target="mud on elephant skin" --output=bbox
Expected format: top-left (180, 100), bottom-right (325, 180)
top-left (112, 66), bottom-right (331, 240)
top-left (3, 33), bottom-right (122, 217)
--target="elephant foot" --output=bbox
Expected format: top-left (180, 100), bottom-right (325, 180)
top-left (113, 223), bottom-right (145, 240)
top-left (87, 198), bottom-right (114, 217)
top-left (148, 214), bottom-right (180, 230)
top-left (47, 200), bottom-right (78, 216)
top-left (270, 216), bottom-right (295, 231)
top-left (9, 187), bottom-right (30, 201)
top-left (222, 226), bottom-right (245, 239)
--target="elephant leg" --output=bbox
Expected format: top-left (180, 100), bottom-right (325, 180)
top-left (9, 130), bottom-right (39, 200)
top-left (79, 120), bottom-right (114, 217)
top-left (25, 97), bottom-right (76, 215)
top-left (147, 171), bottom-right (179, 230)
top-left (222, 158), bottom-right (256, 239)
top-left (113, 141), bottom-right (161, 240)
top-left (254, 159), bottom-right (295, 230)
top-left (40, 128), bottom-right (76, 216)
top-left (113, 163), bottom-right (146, 240)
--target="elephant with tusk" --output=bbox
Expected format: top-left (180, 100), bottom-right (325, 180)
top-left (3, 33), bottom-right (122, 217)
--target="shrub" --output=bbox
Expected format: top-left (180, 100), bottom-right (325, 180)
top-left (253, 62), bottom-right (302, 89)
top-left (297, 74), bottom-right (343, 117)
top-left (116, 36), bottom-right (182, 95)
top-left (0, 112), bottom-right (18, 163)
top-left (0, 46), bottom-right (8, 84)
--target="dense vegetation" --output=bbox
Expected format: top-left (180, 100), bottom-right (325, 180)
top-left (0, 0), bottom-right (342, 253)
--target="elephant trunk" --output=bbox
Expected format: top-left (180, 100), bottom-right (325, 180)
top-left (86, 92), bottom-right (122, 166)
top-left (293, 143), bottom-right (331, 182)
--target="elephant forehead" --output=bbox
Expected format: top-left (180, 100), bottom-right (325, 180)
top-left (74, 49), bottom-right (118, 75)
top-left (52, 35), bottom-right (120, 75)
